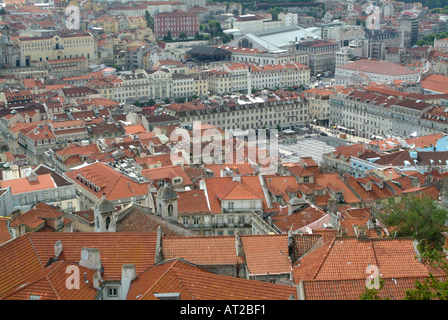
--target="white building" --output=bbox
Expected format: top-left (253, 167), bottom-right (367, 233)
top-left (335, 59), bottom-right (420, 85)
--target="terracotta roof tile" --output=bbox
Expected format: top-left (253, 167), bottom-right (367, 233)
top-left (301, 276), bottom-right (447, 300)
top-left (1, 260), bottom-right (98, 300)
top-left (293, 237), bottom-right (438, 283)
top-left (130, 259), bottom-right (297, 300)
top-left (0, 218), bottom-right (13, 245)
top-left (241, 234), bottom-right (292, 276)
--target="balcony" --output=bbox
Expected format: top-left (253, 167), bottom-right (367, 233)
top-left (222, 207), bottom-right (258, 213)
top-left (182, 222), bottom-right (252, 229)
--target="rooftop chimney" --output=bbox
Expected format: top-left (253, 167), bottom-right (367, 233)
top-left (54, 240), bottom-right (63, 259)
top-left (235, 233), bottom-right (244, 256)
top-left (327, 197), bottom-right (337, 215)
top-left (79, 248), bottom-right (102, 271)
top-left (121, 264), bottom-right (136, 300)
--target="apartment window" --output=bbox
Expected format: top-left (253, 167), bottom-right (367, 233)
top-left (228, 202), bottom-right (234, 212)
top-left (193, 216), bottom-right (200, 226)
top-left (238, 216), bottom-right (245, 225)
top-left (182, 217), bottom-right (189, 225)
top-left (44, 193), bottom-right (50, 201)
top-left (108, 288), bottom-right (118, 297)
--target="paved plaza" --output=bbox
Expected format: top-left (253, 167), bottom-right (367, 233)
top-left (278, 135), bottom-right (336, 164)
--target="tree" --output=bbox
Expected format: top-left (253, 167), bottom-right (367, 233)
top-left (359, 278), bottom-right (391, 300)
top-left (267, 6), bottom-right (283, 20)
top-left (232, 9), bottom-right (239, 16)
top-left (179, 31), bottom-right (187, 39)
top-left (287, 86), bottom-right (294, 91)
top-left (220, 33), bottom-right (232, 44)
top-left (208, 20), bottom-right (222, 36)
top-left (112, 64), bottom-right (122, 71)
top-left (177, 97), bottom-right (185, 103)
top-left (164, 97), bottom-right (171, 104)
top-left (148, 99), bottom-right (156, 106)
top-left (403, 240), bottom-right (448, 300)
top-left (133, 100), bottom-right (141, 107)
top-left (163, 30), bottom-right (172, 41)
top-left (0, 7), bottom-right (6, 15)
top-left (379, 195), bottom-right (448, 250)
top-left (251, 88), bottom-right (257, 94)
top-left (195, 31), bottom-right (202, 40)
top-left (144, 10), bottom-right (154, 29)
top-left (190, 94), bottom-right (199, 100)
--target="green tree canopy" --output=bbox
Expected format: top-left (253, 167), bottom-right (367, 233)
top-left (164, 97), bottom-right (171, 104)
top-left (144, 10), bottom-right (154, 29)
top-left (179, 31), bottom-right (187, 39)
top-left (379, 195), bottom-right (448, 250)
top-left (163, 30), bottom-right (172, 41)
top-left (133, 100), bottom-right (141, 107)
top-left (177, 97), bottom-right (185, 103)
top-left (148, 99), bottom-right (156, 106)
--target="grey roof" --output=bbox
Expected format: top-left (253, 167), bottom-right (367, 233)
top-left (157, 184), bottom-right (177, 200)
top-left (94, 196), bottom-right (115, 213)
top-left (187, 45), bottom-right (231, 55)
top-left (250, 26), bottom-right (321, 49)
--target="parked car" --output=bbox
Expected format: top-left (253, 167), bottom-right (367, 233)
top-left (320, 132), bottom-right (328, 136)
top-left (304, 134), bottom-right (311, 138)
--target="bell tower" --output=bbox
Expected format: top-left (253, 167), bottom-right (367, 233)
top-left (156, 183), bottom-right (178, 222)
top-left (93, 194), bottom-right (116, 232)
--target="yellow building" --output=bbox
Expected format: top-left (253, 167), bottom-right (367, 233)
top-left (14, 32), bottom-right (95, 67)
top-left (205, 70), bottom-right (232, 95)
top-left (127, 16), bottom-right (146, 30)
top-left (87, 77), bottom-right (124, 101)
top-left (94, 16), bottom-right (118, 34)
top-left (192, 74), bottom-right (208, 98)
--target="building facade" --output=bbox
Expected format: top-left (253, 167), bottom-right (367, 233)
top-left (154, 10), bottom-right (200, 39)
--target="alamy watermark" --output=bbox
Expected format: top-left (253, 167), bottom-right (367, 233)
top-left (170, 122), bottom-right (278, 174)
top-left (365, 264), bottom-right (380, 290)
top-left (66, 5), bottom-right (80, 30)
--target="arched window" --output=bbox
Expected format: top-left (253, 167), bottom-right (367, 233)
top-left (168, 204), bottom-right (173, 216)
top-left (105, 217), bottom-right (111, 230)
top-left (96, 216), bottom-right (100, 229)
top-left (239, 39), bottom-right (252, 48)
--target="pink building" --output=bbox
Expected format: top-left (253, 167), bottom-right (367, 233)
top-left (154, 10), bottom-right (199, 39)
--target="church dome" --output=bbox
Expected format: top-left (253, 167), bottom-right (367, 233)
top-left (94, 195), bottom-right (115, 213)
top-left (157, 183), bottom-right (177, 200)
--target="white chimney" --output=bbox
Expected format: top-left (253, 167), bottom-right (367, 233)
top-left (79, 248), bottom-right (102, 270)
top-left (121, 264), bottom-right (136, 300)
top-left (54, 240), bottom-right (63, 259)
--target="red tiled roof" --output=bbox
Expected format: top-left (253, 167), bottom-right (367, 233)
top-left (1, 260), bottom-right (98, 300)
top-left (293, 237), bottom-right (439, 283)
top-left (301, 275), bottom-right (448, 300)
top-left (0, 218), bottom-right (12, 245)
top-left (25, 232), bottom-right (157, 282)
top-left (0, 174), bottom-right (56, 194)
top-left (241, 234), bottom-right (292, 276)
top-left (128, 259), bottom-right (297, 300)
top-left (177, 190), bottom-right (210, 214)
top-left (162, 235), bottom-right (246, 266)
top-left (65, 162), bottom-right (149, 201)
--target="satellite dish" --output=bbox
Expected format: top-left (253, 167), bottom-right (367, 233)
top-left (409, 143), bottom-right (416, 149)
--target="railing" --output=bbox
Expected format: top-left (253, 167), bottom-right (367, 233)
top-left (182, 223), bottom-right (251, 229)
top-left (18, 195), bottom-right (78, 207)
top-left (222, 208), bottom-right (259, 213)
